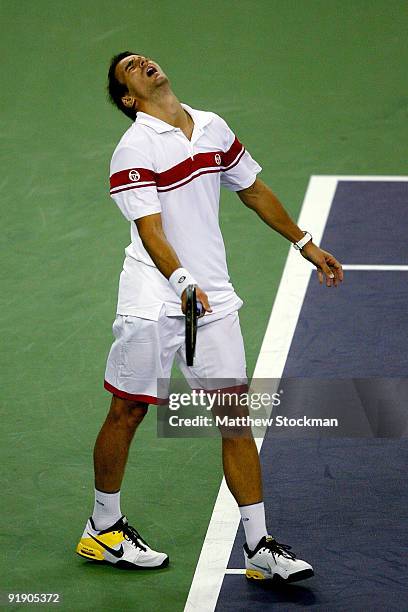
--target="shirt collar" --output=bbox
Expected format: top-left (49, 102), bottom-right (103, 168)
top-left (135, 102), bottom-right (213, 134)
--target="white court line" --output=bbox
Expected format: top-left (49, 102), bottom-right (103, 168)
top-left (311, 175), bottom-right (408, 181)
top-left (183, 175), bottom-right (408, 612)
top-left (343, 265), bottom-right (408, 271)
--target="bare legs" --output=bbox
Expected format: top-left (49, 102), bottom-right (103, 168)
top-left (222, 437), bottom-right (263, 505)
top-left (94, 395), bottom-right (263, 508)
top-left (93, 395), bottom-right (147, 492)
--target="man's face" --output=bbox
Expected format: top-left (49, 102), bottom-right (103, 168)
top-left (115, 54), bottom-right (169, 110)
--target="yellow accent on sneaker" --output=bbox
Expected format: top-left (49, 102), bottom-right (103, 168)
top-left (76, 529), bottom-right (125, 561)
top-left (76, 541), bottom-right (105, 561)
top-left (246, 569), bottom-right (267, 580)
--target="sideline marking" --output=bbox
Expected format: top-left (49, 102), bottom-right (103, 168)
top-left (343, 265), bottom-right (408, 271)
top-left (183, 176), bottom-right (408, 612)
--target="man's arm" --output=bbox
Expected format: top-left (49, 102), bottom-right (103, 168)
top-left (237, 178), bottom-right (343, 287)
top-left (136, 213), bottom-right (212, 312)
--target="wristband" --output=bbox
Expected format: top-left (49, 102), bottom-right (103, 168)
top-left (169, 268), bottom-right (197, 298)
top-left (293, 231), bottom-right (313, 251)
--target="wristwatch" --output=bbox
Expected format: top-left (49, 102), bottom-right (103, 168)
top-left (293, 231), bottom-right (313, 251)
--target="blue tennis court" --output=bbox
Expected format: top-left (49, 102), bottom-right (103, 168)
top-left (214, 179), bottom-right (408, 611)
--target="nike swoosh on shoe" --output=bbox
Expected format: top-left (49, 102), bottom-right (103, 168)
top-left (250, 562), bottom-right (272, 574)
top-left (89, 534), bottom-right (124, 558)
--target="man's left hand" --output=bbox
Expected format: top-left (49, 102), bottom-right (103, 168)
top-left (300, 242), bottom-right (344, 287)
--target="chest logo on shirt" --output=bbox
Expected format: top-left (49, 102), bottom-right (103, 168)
top-left (129, 170), bottom-right (140, 182)
top-left (214, 153), bottom-right (222, 166)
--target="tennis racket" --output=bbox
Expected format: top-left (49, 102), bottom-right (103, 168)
top-left (185, 285), bottom-right (203, 366)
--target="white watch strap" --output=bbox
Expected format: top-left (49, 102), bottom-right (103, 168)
top-left (294, 231), bottom-right (312, 250)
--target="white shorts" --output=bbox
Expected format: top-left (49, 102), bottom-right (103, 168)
top-left (104, 309), bottom-right (247, 404)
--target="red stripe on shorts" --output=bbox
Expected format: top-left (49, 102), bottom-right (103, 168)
top-left (104, 380), bottom-right (168, 405)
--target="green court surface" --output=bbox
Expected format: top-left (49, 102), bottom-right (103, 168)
top-left (1, 1), bottom-right (407, 610)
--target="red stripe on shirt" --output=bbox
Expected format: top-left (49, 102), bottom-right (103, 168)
top-left (110, 167), bottom-right (156, 189)
top-left (158, 167), bottom-right (223, 192)
top-left (155, 152), bottom-right (217, 188)
top-left (222, 136), bottom-right (244, 167)
top-left (111, 182), bottom-right (156, 195)
top-left (109, 136), bottom-right (245, 193)
top-left (155, 138), bottom-right (244, 188)
top-left (157, 147), bottom-right (246, 192)
top-left (222, 145), bottom-right (246, 172)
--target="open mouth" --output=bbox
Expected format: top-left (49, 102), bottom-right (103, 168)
top-left (146, 65), bottom-right (158, 77)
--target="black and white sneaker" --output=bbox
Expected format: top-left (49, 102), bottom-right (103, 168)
top-left (76, 515), bottom-right (169, 570)
top-left (244, 535), bottom-right (314, 582)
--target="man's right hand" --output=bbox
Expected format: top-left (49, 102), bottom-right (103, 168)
top-left (181, 286), bottom-right (212, 317)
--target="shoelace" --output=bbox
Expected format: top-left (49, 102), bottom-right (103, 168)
top-left (121, 523), bottom-right (148, 552)
top-left (262, 538), bottom-right (297, 561)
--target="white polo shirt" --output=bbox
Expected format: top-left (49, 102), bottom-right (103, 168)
top-left (109, 103), bottom-right (262, 320)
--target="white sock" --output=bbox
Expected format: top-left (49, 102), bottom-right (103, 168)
top-left (92, 489), bottom-right (122, 531)
top-left (239, 501), bottom-right (268, 551)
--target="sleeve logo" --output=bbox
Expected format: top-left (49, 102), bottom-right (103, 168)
top-left (178, 276), bottom-right (186, 283)
top-left (214, 153), bottom-right (222, 166)
top-left (129, 170), bottom-right (141, 182)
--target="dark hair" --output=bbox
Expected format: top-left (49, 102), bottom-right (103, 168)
top-left (107, 51), bottom-right (138, 121)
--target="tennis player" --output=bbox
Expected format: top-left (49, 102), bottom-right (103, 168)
top-left (76, 52), bottom-right (343, 580)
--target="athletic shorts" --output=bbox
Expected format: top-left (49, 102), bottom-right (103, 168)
top-left (104, 308), bottom-right (247, 404)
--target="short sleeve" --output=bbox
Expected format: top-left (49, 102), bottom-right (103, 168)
top-left (109, 146), bottom-right (162, 221)
top-left (217, 116), bottom-right (262, 192)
